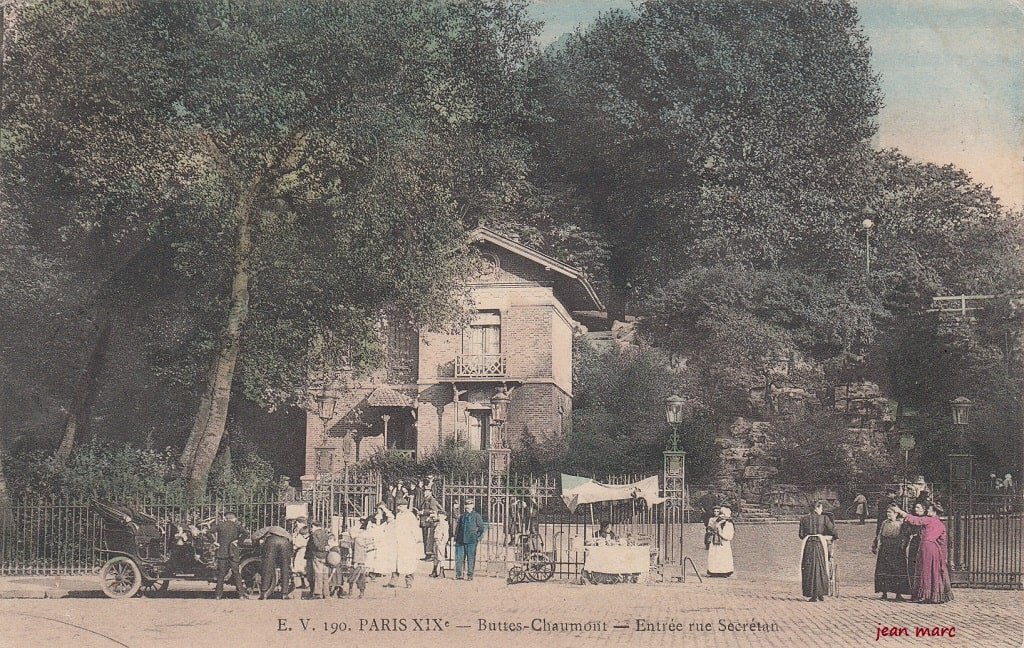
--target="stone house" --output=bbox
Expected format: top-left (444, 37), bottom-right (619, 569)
top-left (302, 227), bottom-right (602, 483)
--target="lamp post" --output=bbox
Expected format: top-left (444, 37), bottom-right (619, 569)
top-left (948, 396), bottom-right (974, 494)
top-left (862, 207), bottom-right (876, 277)
top-left (488, 386), bottom-right (511, 475)
top-left (663, 395), bottom-right (687, 481)
top-left (312, 381), bottom-right (338, 479)
top-left (665, 395), bottom-right (685, 451)
top-left (315, 386), bottom-right (337, 444)
top-left (899, 431), bottom-right (916, 476)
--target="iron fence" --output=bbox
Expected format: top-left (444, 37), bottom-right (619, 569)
top-left (0, 493), bottom-right (290, 576)
top-left (948, 492), bottom-right (1023, 589)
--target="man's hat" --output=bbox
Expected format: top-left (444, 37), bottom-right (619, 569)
top-left (463, 497), bottom-right (475, 505)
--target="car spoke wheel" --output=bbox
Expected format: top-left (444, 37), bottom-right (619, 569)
top-left (140, 579), bottom-right (170, 595)
top-left (100, 556), bottom-right (142, 599)
top-left (238, 557), bottom-right (271, 599)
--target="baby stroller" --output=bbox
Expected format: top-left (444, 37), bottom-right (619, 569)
top-left (828, 540), bottom-right (839, 597)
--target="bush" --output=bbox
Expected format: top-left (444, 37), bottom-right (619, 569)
top-left (1, 438), bottom-right (280, 502)
top-left (421, 438), bottom-right (484, 477)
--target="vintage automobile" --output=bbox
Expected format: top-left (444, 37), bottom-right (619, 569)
top-left (92, 499), bottom-right (268, 599)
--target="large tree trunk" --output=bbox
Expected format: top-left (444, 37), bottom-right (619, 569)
top-left (181, 188), bottom-right (257, 494)
top-left (53, 319), bottom-right (112, 464)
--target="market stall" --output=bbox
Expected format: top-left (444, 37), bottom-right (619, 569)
top-left (560, 474), bottom-right (665, 585)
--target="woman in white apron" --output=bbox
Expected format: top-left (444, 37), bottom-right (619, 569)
top-left (706, 506), bottom-right (735, 577)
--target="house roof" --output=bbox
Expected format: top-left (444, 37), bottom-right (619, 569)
top-left (470, 227), bottom-right (604, 312)
top-left (366, 386), bottom-right (415, 408)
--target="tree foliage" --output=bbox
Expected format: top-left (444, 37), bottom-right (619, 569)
top-left (3, 0), bottom-right (541, 488)
top-left (531, 0), bottom-right (882, 313)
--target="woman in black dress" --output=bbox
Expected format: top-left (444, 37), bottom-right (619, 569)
top-left (872, 505), bottom-right (910, 600)
top-left (798, 501), bottom-right (837, 602)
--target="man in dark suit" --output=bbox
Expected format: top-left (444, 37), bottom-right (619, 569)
top-left (210, 512), bottom-right (247, 599)
top-left (454, 498), bottom-right (485, 581)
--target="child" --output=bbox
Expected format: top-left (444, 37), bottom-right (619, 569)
top-left (431, 511), bottom-right (449, 578)
top-left (348, 517), bottom-right (376, 598)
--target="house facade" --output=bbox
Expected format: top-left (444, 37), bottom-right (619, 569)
top-left (301, 228), bottom-right (602, 483)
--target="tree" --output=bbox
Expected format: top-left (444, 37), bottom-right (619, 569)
top-left (567, 340), bottom-right (718, 477)
top-left (532, 0), bottom-right (883, 316)
top-left (3, 0), bottom-right (540, 491)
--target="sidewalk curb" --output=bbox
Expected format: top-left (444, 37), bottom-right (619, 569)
top-left (0, 589), bottom-right (68, 599)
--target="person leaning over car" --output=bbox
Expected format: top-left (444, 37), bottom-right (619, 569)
top-left (252, 525), bottom-right (293, 599)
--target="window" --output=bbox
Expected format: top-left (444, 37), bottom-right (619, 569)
top-left (463, 311), bottom-right (500, 356)
top-left (467, 411), bottom-right (490, 450)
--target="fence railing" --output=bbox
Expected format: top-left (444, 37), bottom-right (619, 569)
top-left (0, 494), bottom-right (290, 576)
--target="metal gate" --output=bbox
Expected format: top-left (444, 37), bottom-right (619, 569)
top-left (309, 470), bottom-right (380, 534)
top-left (948, 492), bottom-right (1023, 589)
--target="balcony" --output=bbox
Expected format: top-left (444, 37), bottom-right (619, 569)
top-left (455, 354), bottom-right (507, 378)
top-left (388, 448), bottom-right (416, 461)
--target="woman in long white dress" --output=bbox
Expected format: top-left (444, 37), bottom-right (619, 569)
top-left (706, 506), bottom-right (735, 577)
top-left (370, 506), bottom-right (397, 579)
top-left (388, 501), bottom-right (424, 588)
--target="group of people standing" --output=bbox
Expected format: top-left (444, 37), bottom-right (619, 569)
top-left (243, 484), bottom-right (488, 600)
top-left (796, 485), bottom-right (954, 604)
top-left (870, 487), bottom-right (953, 604)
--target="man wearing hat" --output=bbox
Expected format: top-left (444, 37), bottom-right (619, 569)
top-left (419, 487), bottom-right (442, 560)
top-left (210, 512), bottom-right (247, 599)
top-left (453, 498), bottom-right (485, 580)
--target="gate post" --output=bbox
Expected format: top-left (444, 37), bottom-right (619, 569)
top-left (948, 451), bottom-right (973, 583)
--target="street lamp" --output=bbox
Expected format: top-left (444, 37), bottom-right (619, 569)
top-left (315, 384), bottom-right (337, 444)
top-left (950, 396), bottom-right (973, 449)
top-left (862, 207), bottom-right (876, 277)
top-left (488, 386), bottom-right (512, 475)
top-left (899, 432), bottom-right (916, 476)
top-left (663, 395), bottom-right (687, 484)
top-left (948, 396), bottom-right (974, 495)
top-left (665, 395), bottom-right (685, 451)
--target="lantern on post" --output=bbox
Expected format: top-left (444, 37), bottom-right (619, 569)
top-left (948, 397), bottom-right (974, 493)
top-left (663, 395), bottom-right (687, 480)
top-left (488, 385), bottom-right (512, 475)
top-left (950, 397), bottom-right (972, 427)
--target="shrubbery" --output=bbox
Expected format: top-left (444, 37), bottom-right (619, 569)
top-left (1, 439), bottom-right (279, 502)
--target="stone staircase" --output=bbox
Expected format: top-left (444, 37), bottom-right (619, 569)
top-left (736, 501), bottom-right (774, 522)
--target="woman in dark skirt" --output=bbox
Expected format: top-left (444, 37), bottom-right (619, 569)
top-left (872, 506), bottom-right (910, 600)
top-left (798, 501), bottom-right (837, 602)
top-left (903, 501), bottom-right (925, 593)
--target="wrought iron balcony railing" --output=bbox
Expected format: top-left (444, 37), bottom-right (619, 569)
top-left (455, 353), bottom-right (507, 378)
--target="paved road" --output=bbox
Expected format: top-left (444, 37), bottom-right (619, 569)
top-left (0, 522), bottom-right (1020, 648)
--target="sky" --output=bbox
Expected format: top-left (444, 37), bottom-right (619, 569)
top-left (526, 0), bottom-right (1024, 208)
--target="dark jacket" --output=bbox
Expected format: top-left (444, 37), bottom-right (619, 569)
top-left (210, 520), bottom-right (246, 559)
top-left (454, 511), bottom-right (486, 546)
top-left (304, 528), bottom-right (330, 561)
